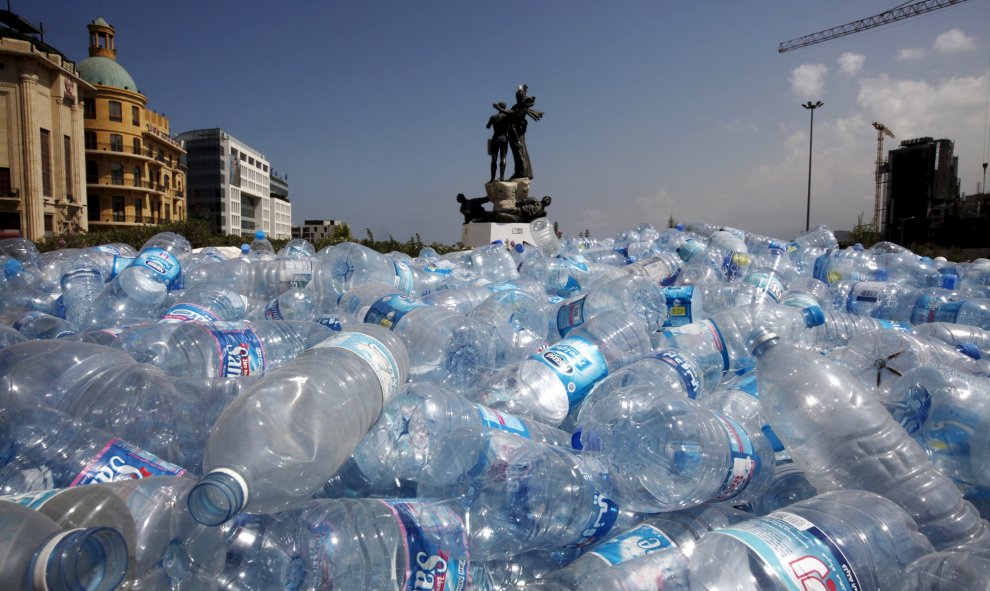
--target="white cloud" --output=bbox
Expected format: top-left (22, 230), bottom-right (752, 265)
top-left (934, 29), bottom-right (977, 54)
top-left (581, 189), bottom-right (677, 237)
top-left (790, 63), bottom-right (828, 98)
top-left (897, 47), bottom-right (926, 61)
top-left (837, 53), bottom-right (865, 77)
top-left (856, 73), bottom-right (987, 138)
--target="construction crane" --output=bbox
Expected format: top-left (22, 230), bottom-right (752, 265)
top-left (779, 0), bottom-right (972, 53)
top-left (872, 123), bottom-right (896, 233)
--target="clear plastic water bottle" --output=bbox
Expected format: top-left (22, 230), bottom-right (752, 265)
top-left (418, 425), bottom-right (635, 560)
top-left (744, 459), bottom-right (819, 515)
top-left (338, 282), bottom-right (497, 391)
top-left (553, 275), bottom-right (668, 337)
top-left (575, 384), bottom-right (776, 513)
top-left (248, 229), bottom-right (276, 260)
top-left (660, 283), bottom-right (767, 328)
top-left (790, 223), bottom-right (839, 251)
top-left (750, 328), bottom-right (990, 549)
top-left (708, 229), bottom-right (748, 254)
top-left (469, 287), bottom-right (549, 367)
top-left (898, 545), bottom-right (990, 590)
top-left (159, 288), bottom-right (248, 323)
top-left (799, 309), bottom-right (911, 353)
top-left (261, 287), bottom-right (316, 321)
top-left (422, 284), bottom-right (497, 315)
top-left (12, 311), bottom-right (77, 340)
top-left (912, 322), bottom-right (990, 357)
top-left (467, 242), bottom-right (520, 284)
top-left (188, 325), bottom-right (409, 525)
top-left (220, 497), bottom-right (469, 590)
top-left (619, 251), bottom-right (683, 287)
top-left (810, 248), bottom-right (883, 285)
top-left (530, 218), bottom-right (562, 258)
top-left (474, 310), bottom-right (654, 426)
top-left (0, 499), bottom-right (128, 591)
top-left (111, 319), bottom-right (333, 377)
top-left (313, 242), bottom-right (419, 305)
top-left (518, 255), bottom-right (593, 298)
top-left (0, 403), bottom-right (186, 495)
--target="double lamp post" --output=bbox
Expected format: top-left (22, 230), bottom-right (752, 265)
top-left (802, 100), bottom-right (823, 233)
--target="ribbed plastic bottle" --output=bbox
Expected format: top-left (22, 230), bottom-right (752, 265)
top-left (313, 241), bottom-right (420, 305)
top-left (912, 321), bottom-right (990, 356)
top-left (474, 310), bottom-right (654, 426)
top-left (248, 229), bottom-right (276, 260)
top-left (159, 287), bottom-right (247, 323)
top-left (262, 287), bottom-right (316, 321)
top-left (0, 499), bottom-right (128, 591)
top-left (58, 250), bottom-right (107, 329)
top-left (898, 545), bottom-right (990, 590)
top-left (468, 286), bottom-right (548, 367)
top-left (529, 218), bottom-right (562, 257)
top-left (518, 255), bottom-right (594, 298)
top-left (553, 274), bottom-right (668, 337)
top-left (750, 328), bottom-right (990, 549)
top-left (338, 282), bottom-right (497, 391)
top-left (111, 319), bottom-right (333, 377)
top-left (799, 309), bottom-right (912, 353)
top-left (660, 282), bottom-right (767, 328)
top-left (575, 384), bottom-right (776, 513)
top-left (188, 325), bottom-right (409, 525)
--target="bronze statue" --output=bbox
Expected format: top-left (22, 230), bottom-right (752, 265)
top-left (486, 102), bottom-right (509, 182)
top-left (493, 84), bottom-right (543, 180)
top-left (456, 193), bottom-right (551, 225)
top-left (457, 193), bottom-right (490, 224)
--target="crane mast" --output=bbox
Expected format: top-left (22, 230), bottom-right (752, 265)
top-left (779, 0), bottom-right (972, 53)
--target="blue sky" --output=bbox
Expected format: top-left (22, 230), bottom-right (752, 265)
top-left (32, 1), bottom-right (990, 244)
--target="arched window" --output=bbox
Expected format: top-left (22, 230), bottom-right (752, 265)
top-left (164, 174), bottom-right (170, 189)
top-left (133, 166), bottom-right (142, 187)
top-left (110, 163), bottom-right (124, 185)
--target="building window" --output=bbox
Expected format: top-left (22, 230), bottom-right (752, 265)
top-left (133, 138), bottom-right (141, 155)
top-left (110, 134), bottom-right (123, 152)
top-left (110, 163), bottom-right (124, 185)
top-left (40, 129), bottom-right (52, 197)
top-left (133, 198), bottom-right (143, 223)
top-left (88, 195), bottom-right (100, 221)
top-left (63, 136), bottom-right (73, 199)
top-left (86, 161), bottom-right (99, 184)
top-left (108, 101), bottom-right (122, 122)
top-left (112, 196), bottom-right (125, 221)
top-left (83, 98), bottom-right (95, 119)
top-left (132, 106), bottom-right (140, 125)
top-left (133, 166), bottom-right (142, 187)
top-left (0, 167), bottom-right (10, 196)
top-left (44, 214), bottom-right (53, 235)
top-left (85, 131), bottom-right (97, 150)
top-left (164, 174), bottom-right (170, 189)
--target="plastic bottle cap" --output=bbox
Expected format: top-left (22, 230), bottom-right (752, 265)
top-left (675, 224), bottom-right (685, 231)
top-left (240, 244), bottom-right (251, 254)
top-left (747, 328), bottom-right (779, 355)
top-left (491, 240), bottom-right (503, 245)
top-left (957, 342), bottom-right (981, 360)
top-left (941, 274), bottom-right (958, 290)
top-left (5, 258), bottom-right (22, 277)
top-left (514, 243), bottom-right (525, 253)
top-left (803, 305), bottom-right (826, 328)
top-left (255, 230), bottom-right (266, 240)
top-left (874, 268), bottom-right (889, 282)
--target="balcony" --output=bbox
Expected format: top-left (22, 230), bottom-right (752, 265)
top-left (92, 214), bottom-right (164, 227)
top-left (0, 188), bottom-right (19, 201)
top-left (87, 178), bottom-right (165, 195)
top-left (86, 142), bottom-right (177, 165)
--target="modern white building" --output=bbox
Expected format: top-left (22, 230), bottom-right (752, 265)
top-left (293, 219), bottom-right (347, 242)
top-left (177, 127), bottom-right (291, 239)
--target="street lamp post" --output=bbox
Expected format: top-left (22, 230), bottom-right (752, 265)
top-left (802, 100), bottom-right (823, 232)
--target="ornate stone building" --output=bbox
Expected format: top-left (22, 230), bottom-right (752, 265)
top-left (79, 17), bottom-right (186, 231)
top-left (0, 12), bottom-right (94, 239)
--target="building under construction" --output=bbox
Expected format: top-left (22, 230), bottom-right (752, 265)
top-left (883, 137), bottom-right (960, 245)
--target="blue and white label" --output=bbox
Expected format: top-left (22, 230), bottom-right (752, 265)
top-left (211, 323), bottom-right (265, 377)
top-left (664, 320), bottom-right (730, 372)
top-left (744, 272), bottom-right (784, 303)
top-left (654, 350), bottom-right (701, 399)
top-left (381, 500), bottom-right (468, 591)
top-left (109, 255), bottom-right (134, 279)
top-left (131, 247), bottom-right (181, 290)
top-left (392, 260), bottom-right (415, 295)
top-left (72, 438), bottom-right (185, 486)
top-left (676, 239), bottom-right (705, 262)
top-left (161, 303), bottom-right (220, 324)
top-left (264, 298), bottom-right (285, 320)
top-left (475, 404), bottom-right (531, 439)
top-left (1, 488), bottom-right (62, 510)
top-left (663, 286), bottom-right (695, 327)
top-left (565, 492), bottom-right (619, 548)
top-left (365, 294), bottom-right (429, 330)
top-left (556, 297), bottom-right (588, 337)
top-left (532, 336), bottom-right (608, 407)
top-left (586, 522), bottom-right (675, 565)
top-left (782, 292), bottom-right (821, 310)
top-left (312, 332), bottom-right (401, 403)
top-left (712, 414), bottom-right (759, 502)
top-left (316, 315), bottom-right (343, 331)
top-left (877, 319), bottom-right (910, 332)
top-left (714, 511), bottom-right (861, 591)
top-left (846, 281), bottom-right (883, 313)
top-left (280, 259), bottom-right (313, 289)
top-left (722, 252), bottom-right (751, 281)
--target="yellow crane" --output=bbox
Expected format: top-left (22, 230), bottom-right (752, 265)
top-left (872, 123), bottom-right (896, 233)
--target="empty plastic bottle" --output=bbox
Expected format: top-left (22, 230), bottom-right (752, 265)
top-left (313, 242), bottom-right (420, 306)
top-left (912, 322), bottom-right (990, 357)
top-left (660, 283), bottom-right (767, 328)
top-left (466, 242), bottom-right (520, 284)
top-left (248, 229), bottom-right (275, 260)
top-left (553, 274), bottom-right (668, 337)
top-left (160, 288), bottom-right (248, 323)
top-left (799, 309), bottom-right (911, 353)
top-left (898, 545), bottom-right (990, 590)
top-left (744, 459), bottom-right (820, 516)
top-left (13, 311), bottom-right (77, 340)
top-left (469, 287), bottom-right (549, 367)
top-left (475, 310), bottom-right (654, 426)
top-left (518, 255), bottom-right (594, 298)
top-left (750, 328), bottom-right (990, 549)
top-left (111, 319), bottom-right (333, 377)
top-left (0, 499), bottom-right (128, 591)
top-left (262, 287), bottom-right (316, 321)
top-left (530, 218), bottom-right (562, 257)
top-left (188, 325), bottom-right (409, 525)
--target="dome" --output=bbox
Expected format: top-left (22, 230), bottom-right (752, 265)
top-left (78, 56), bottom-right (138, 92)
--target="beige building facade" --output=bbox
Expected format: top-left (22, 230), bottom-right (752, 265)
top-left (0, 30), bottom-right (94, 240)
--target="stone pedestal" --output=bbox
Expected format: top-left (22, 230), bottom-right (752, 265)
top-left (460, 222), bottom-right (534, 249)
top-left (484, 178), bottom-right (531, 211)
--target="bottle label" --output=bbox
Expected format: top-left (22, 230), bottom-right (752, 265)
top-left (744, 272), bottom-right (784, 303)
top-left (1, 488), bottom-right (62, 510)
top-left (711, 414), bottom-right (759, 502)
top-left (654, 350), bottom-right (701, 399)
top-left (474, 404), bottom-right (530, 439)
top-left (556, 296), bottom-right (588, 337)
top-left (784, 241), bottom-right (801, 255)
top-left (781, 292), bottom-right (819, 310)
top-left (381, 500), bottom-right (469, 591)
top-left (845, 281), bottom-right (883, 313)
top-left (585, 522), bottom-right (675, 565)
top-left (813, 251), bottom-right (842, 284)
top-left (664, 286), bottom-right (695, 327)
top-left (72, 438), bottom-right (185, 486)
top-left (281, 259), bottom-right (313, 289)
top-left (713, 511), bottom-right (861, 591)
top-left (316, 315), bottom-right (343, 331)
top-left (424, 263), bottom-right (452, 276)
top-left (109, 255), bottom-right (135, 279)
top-left (211, 324), bottom-right (266, 377)
top-left (264, 298), bottom-right (285, 321)
top-left (913, 296), bottom-right (966, 324)
top-left (531, 336), bottom-right (609, 407)
top-left (132, 247), bottom-right (181, 290)
top-left (639, 257), bottom-right (681, 286)
top-left (877, 319), bottom-right (910, 332)
top-left (161, 303), bottom-right (220, 324)
top-left (365, 294), bottom-right (429, 329)
top-left (565, 492), bottom-right (619, 548)
top-left (312, 332), bottom-right (401, 403)
top-left (393, 260), bottom-right (415, 295)
top-left (722, 252), bottom-right (750, 281)
top-left (664, 320), bottom-right (729, 372)
top-left (676, 239), bottom-right (705, 262)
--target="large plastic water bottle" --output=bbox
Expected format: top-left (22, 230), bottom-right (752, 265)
top-left (468, 287), bottom-right (548, 367)
top-left (553, 274), bottom-right (668, 337)
top-left (660, 283), bottom-right (768, 328)
top-left (111, 319), bottom-right (333, 377)
top-left (518, 255), bottom-right (594, 298)
top-left (248, 229), bottom-right (275, 260)
top-left (0, 403), bottom-right (186, 495)
top-left (338, 282), bottom-right (497, 391)
top-left (0, 499), bottom-right (128, 591)
top-left (219, 497), bottom-right (470, 590)
top-left (744, 459), bottom-right (820, 516)
top-left (619, 251), bottom-right (683, 287)
top-left (261, 287), bottom-right (316, 321)
top-left (831, 278), bottom-right (963, 324)
top-left (810, 247), bottom-right (882, 285)
top-left (159, 287), bottom-right (247, 323)
top-left (474, 310), bottom-right (654, 426)
top-left (898, 545), bottom-right (990, 590)
top-left (313, 242), bottom-right (420, 305)
top-left (912, 321), bottom-right (990, 356)
top-left (575, 384), bottom-right (776, 513)
top-left (57, 251), bottom-right (107, 329)
top-left (12, 311), bottom-right (77, 340)
top-left (188, 325), bottom-right (409, 525)
top-left (749, 328), bottom-right (990, 549)
top-left (530, 218), bottom-right (562, 257)
top-left (466, 242), bottom-right (520, 284)
top-left (417, 425), bottom-right (635, 560)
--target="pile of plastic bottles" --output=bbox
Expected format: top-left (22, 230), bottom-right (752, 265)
top-left (1, 220), bottom-right (990, 590)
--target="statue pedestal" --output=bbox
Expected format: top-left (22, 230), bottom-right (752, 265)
top-left (485, 178), bottom-right (531, 211)
top-left (461, 222), bottom-right (534, 249)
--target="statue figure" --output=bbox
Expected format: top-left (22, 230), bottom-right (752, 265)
top-left (456, 192), bottom-right (551, 225)
top-left (486, 102), bottom-right (509, 183)
top-left (456, 193), bottom-right (490, 224)
top-left (494, 84), bottom-right (543, 180)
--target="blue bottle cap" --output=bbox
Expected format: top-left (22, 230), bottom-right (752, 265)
top-left (240, 244), bottom-right (251, 254)
top-left (5, 258), bottom-right (23, 277)
top-left (957, 342), bottom-right (981, 360)
top-left (941, 274), bottom-right (958, 290)
top-left (491, 240), bottom-right (503, 246)
top-left (853, 243), bottom-right (864, 251)
top-left (675, 223), bottom-right (685, 231)
top-left (874, 268), bottom-right (889, 282)
top-left (803, 305), bottom-right (826, 328)
top-left (514, 243), bottom-right (525, 253)
top-left (254, 229), bottom-right (266, 240)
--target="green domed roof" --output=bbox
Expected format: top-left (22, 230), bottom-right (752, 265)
top-left (78, 56), bottom-right (138, 91)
